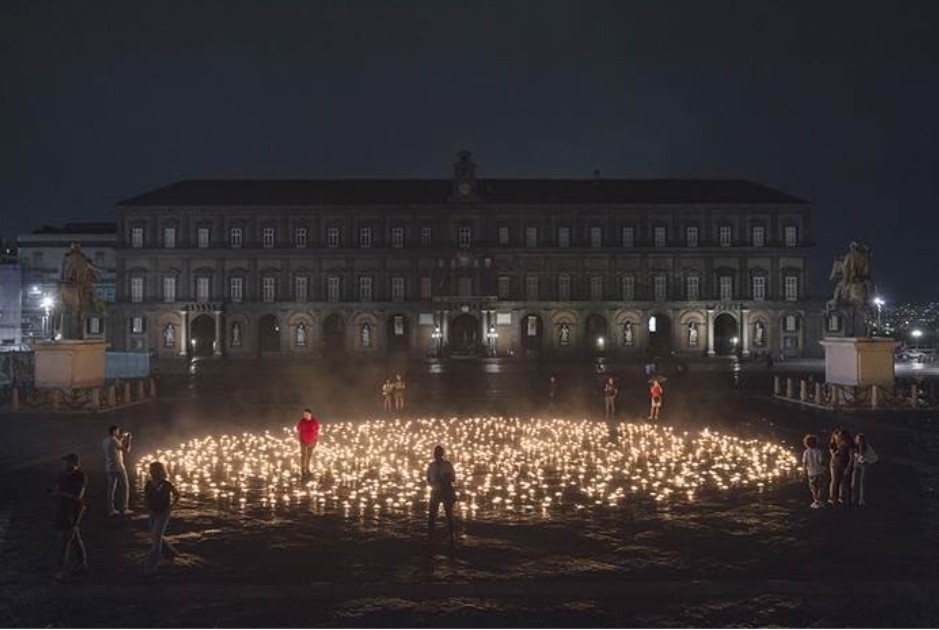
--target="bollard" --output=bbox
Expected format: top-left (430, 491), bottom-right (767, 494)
top-left (773, 376), bottom-right (781, 396)
top-left (123, 381), bottom-right (131, 405)
top-left (108, 384), bottom-right (117, 408)
top-left (91, 387), bottom-right (101, 411)
top-left (150, 377), bottom-right (157, 399)
top-left (11, 386), bottom-right (19, 412)
top-left (814, 383), bottom-right (822, 405)
top-left (912, 384), bottom-right (919, 409)
top-left (51, 389), bottom-right (60, 412)
top-left (800, 380), bottom-right (808, 401)
top-left (786, 378), bottom-right (794, 399)
top-left (871, 385), bottom-right (879, 410)
top-left (831, 385), bottom-right (840, 409)
top-left (137, 379), bottom-right (146, 401)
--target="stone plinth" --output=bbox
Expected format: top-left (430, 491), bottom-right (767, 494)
top-left (819, 337), bottom-right (898, 387)
top-left (34, 340), bottom-right (107, 389)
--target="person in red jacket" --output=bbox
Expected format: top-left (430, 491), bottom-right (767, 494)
top-left (648, 378), bottom-right (664, 420)
top-left (296, 408), bottom-right (320, 481)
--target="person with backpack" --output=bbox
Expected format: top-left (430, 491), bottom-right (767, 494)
top-left (143, 461), bottom-right (181, 576)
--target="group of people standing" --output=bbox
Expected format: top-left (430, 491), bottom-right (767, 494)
top-left (380, 374), bottom-right (407, 413)
top-left (598, 375), bottom-right (664, 420)
top-left (49, 425), bottom-right (182, 580)
top-left (802, 428), bottom-right (879, 509)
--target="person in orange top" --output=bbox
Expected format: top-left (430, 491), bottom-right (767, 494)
top-left (296, 408), bottom-right (320, 481)
top-left (648, 377), bottom-right (663, 420)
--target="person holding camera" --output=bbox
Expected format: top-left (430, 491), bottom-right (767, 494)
top-left (102, 425), bottom-right (132, 516)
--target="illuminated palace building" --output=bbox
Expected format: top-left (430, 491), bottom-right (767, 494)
top-left (111, 152), bottom-right (818, 360)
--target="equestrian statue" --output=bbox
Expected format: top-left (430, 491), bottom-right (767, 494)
top-left (827, 241), bottom-right (874, 337)
top-left (58, 243), bottom-right (104, 340)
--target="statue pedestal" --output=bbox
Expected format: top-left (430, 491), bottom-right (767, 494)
top-left (819, 337), bottom-right (897, 387)
top-left (34, 340), bottom-right (107, 389)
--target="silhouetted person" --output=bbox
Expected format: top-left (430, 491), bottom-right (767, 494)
top-left (426, 445), bottom-right (456, 545)
top-left (143, 461), bottom-right (181, 576)
top-left (766, 354), bottom-right (774, 370)
top-left (828, 429), bottom-right (854, 505)
top-left (393, 374), bottom-right (407, 412)
top-left (603, 377), bottom-right (618, 418)
top-left (296, 408), bottom-right (320, 480)
top-left (548, 375), bottom-right (560, 409)
top-left (50, 453), bottom-right (87, 581)
top-left (102, 425), bottom-right (132, 516)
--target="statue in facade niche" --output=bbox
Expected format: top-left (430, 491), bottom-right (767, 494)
top-left (58, 243), bottom-right (103, 339)
top-left (827, 241), bottom-right (874, 336)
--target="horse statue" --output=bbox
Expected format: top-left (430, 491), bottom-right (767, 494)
top-left (58, 243), bottom-right (104, 339)
top-left (826, 241), bottom-right (874, 337)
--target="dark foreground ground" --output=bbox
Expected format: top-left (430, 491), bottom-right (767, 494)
top-left (1, 357), bottom-right (939, 627)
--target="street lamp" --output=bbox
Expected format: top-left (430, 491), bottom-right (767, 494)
top-left (431, 325), bottom-right (442, 357)
top-left (40, 295), bottom-right (54, 339)
top-left (873, 297), bottom-right (885, 333)
top-left (911, 329), bottom-right (923, 349)
top-left (486, 325), bottom-right (499, 356)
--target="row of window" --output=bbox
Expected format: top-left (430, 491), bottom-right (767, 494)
top-left (130, 273), bottom-right (801, 304)
top-left (130, 224), bottom-right (801, 250)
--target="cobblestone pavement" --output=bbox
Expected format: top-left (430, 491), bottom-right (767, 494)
top-left (1, 358), bottom-right (938, 627)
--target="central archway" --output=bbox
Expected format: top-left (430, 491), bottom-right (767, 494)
top-left (322, 314), bottom-right (346, 355)
top-left (714, 313), bottom-right (739, 356)
top-left (648, 313), bottom-right (673, 357)
top-left (386, 314), bottom-right (410, 354)
top-left (190, 314), bottom-right (216, 357)
top-left (258, 314), bottom-right (281, 354)
top-left (585, 314), bottom-right (608, 355)
top-left (450, 313), bottom-right (479, 356)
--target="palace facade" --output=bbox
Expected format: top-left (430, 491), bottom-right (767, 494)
top-left (111, 153), bottom-right (821, 360)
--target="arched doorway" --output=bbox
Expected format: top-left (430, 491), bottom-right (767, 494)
top-left (322, 314), bottom-right (346, 355)
top-left (648, 313), bottom-right (673, 357)
top-left (258, 314), bottom-right (281, 354)
top-left (520, 314), bottom-right (543, 358)
top-left (714, 313), bottom-right (739, 356)
top-left (386, 314), bottom-right (410, 354)
top-left (190, 314), bottom-right (215, 357)
top-left (585, 314), bottom-right (608, 355)
top-left (450, 313), bottom-right (479, 356)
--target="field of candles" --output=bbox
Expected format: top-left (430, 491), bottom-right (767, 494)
top-left (136, 416), bottom-right (800, 518)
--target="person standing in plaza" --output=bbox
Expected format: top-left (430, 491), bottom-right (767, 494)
top-left (801, 434), bottom-right (826, 509)
top-left (851, 433), bottom-right (878, 507)
top-left (102, 425), bottom-right (132, 516)
top-left (648, 377), bottom-right (664, 420)
top-left (381, 379), bottom-right (394, 413)
top-left (548, 375), bottom-right (560, 410)
top-left (143, 461), bottom-right (181, 576)
top-left (50, 453), bottom-right (87, 580)
top-left (828, 429), bottom-right (854, 505)
top-left (393, 374), bottom-right (407, 413)
top-left (296, 408), bottom-right (320, 481)
top-left (603, 377), bottom-right (618, 419)
top-left (426, 445), bottom-right (457, 546)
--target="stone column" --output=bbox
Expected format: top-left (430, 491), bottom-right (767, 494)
top-left (178, 310), bottom-right (188, 357)
top-left (740, 307), bottom-right (750, 357)
top-left (706, 308), bottom-right (716, 356)
top-left (214, 310), bottom-right (223, 356)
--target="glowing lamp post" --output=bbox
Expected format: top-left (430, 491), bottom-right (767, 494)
top-left (486, 325), bottom-right (499, 356)
top-left (911, 329), bottom-right (923, 349)
top-left (873, 297), bottom-right (885, 334)
top-left (40, 295), bottom-right (54, 340)
top-left (431, 325), bottom-right (443, 357)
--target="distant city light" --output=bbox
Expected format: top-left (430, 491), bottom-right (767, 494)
top-left (873, 297), bottom-right (885, 307)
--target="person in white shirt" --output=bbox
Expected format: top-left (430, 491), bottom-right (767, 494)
top-left (801, 434), bottom-right (826, 509)
top-left (426, 445), bottom-right (456, 545)
top-left (102, 425), bottom-right (132, 516)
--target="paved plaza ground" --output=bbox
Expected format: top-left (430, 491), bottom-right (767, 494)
top-left (1, 357), bottom-right (939, 627)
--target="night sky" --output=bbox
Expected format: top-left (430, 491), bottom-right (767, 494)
top-left (2, 1), bottom-right (937, 302)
